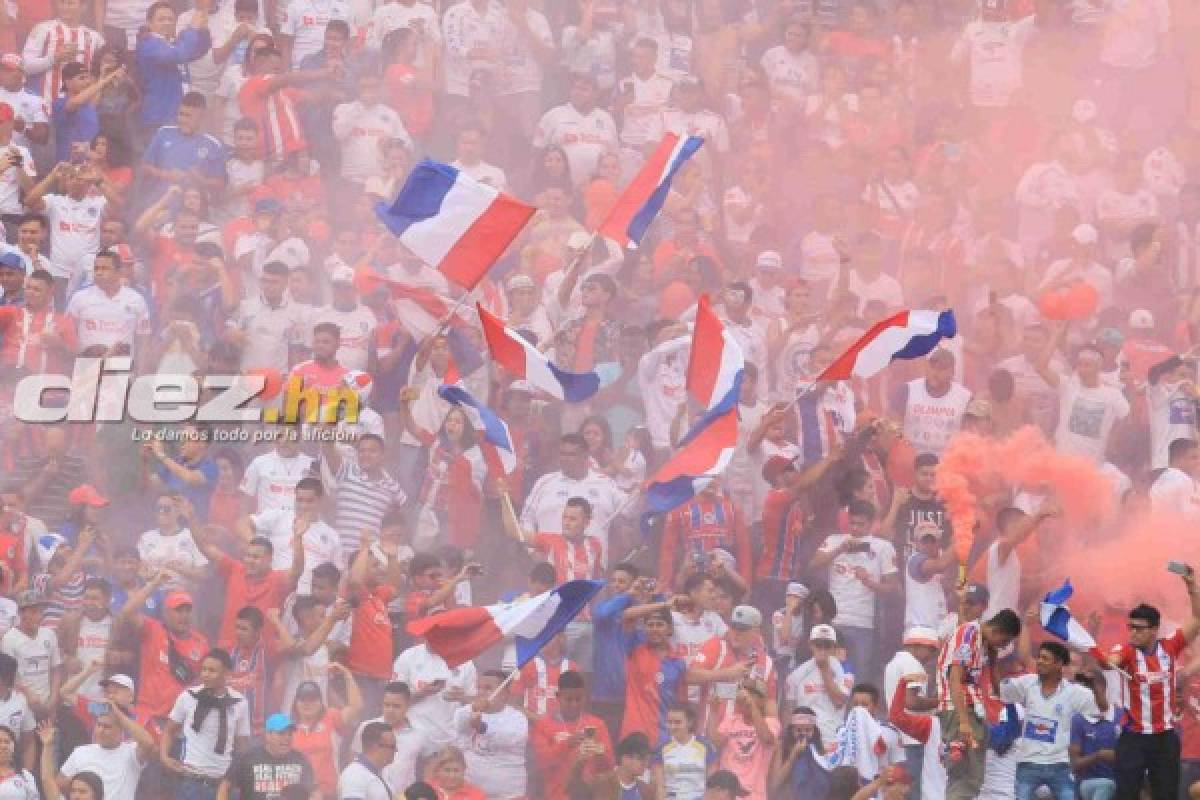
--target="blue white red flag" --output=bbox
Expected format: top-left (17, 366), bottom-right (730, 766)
top-left (685, 294), bottom-right (744, 417)
top-left (375, 160), bottom-right (535, 289)
top-left (477, 304), bottom-right (615, 403)
top-left (438, 357), bottom-right (516, 474)
top-left (818, 309), bottom-right (957, 381)
top-left (407, 580), bottom-right (604, 668)
top-left (641, 408), bottom-right (739, 532)
top-left (598, 133), bottom-right (704, 249)
top-left (1040, 580), bottom-right (1106, 661)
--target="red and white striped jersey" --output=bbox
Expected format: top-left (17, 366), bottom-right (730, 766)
top-left (936, 620), bottom-right (989, 714)
top-left (238, 75), bottom-right (308, 161)
top-left (514, 656), bottom-right (576, 717)
top-left (689, 635), bottom-right (777, 728)
top-left (1112, 630), bottom-right (1188, 734)
top-left (21, 21), bottom-right (103, 104)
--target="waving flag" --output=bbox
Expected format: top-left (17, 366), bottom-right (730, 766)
top-left (1040, 580), bottom-right (1106, 661)
top-left (477, 304), bottom-right (615, 402)
top-left (686, 294), bottom-right (744, 416)
top-left (818, 310), bottom-right (957, 381)
top-left (407, 580), bottom-right (604, 668)
top-left (375, 160), bottom-right (535, 290)
top-left (642, 409), bottom-right (739, 531)
top-left (438, 358), bottom-right (516, 474)
top-left (599, 133), bottom-right (704, 249)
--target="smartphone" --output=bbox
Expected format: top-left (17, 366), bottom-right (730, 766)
top-left (87, 701), bottom-right (111, 716)
top-left (1168, 560), bottom-right (1192, 576)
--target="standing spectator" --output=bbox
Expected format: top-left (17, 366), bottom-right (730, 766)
top-left (220, 713), bottom-right (316, 800)
top-left (0, 57), bottom-right (49, 151)
top-left (891, 349), bottom-right (972, 457)
top-left (139, 92), bottom-right (227, 209)
top-left (0, 104), bottom-right (34, 227)
top-left (279, 0), bottom-right (351, 68)
top-left (533, 72), bottom-right (618, 187)
top-left (706, 681), bottom-right (778, 800)
top-left (55, 704), bottom-right (155, 800)
top-left (531, 670), bottom-right (614, 799)
top-left (162, 649), bottom-right (252, 800)
top-left (338, 721), bottom-right (397, 800)
top-left (1070, 669), bottom-right (1122, 800)
top-left (134, 2), bottom-right (212, 137)
top-left (452, 670), bottom-right (529, 800)
top-left (0, 590), bottom-right (60, 719)
top-left (784, 625), bottom-right (852, 744)
top-left (20, 0), bottom-right (103, 106)
top-left (332, 72), bottom-right (413, 189)
top-left (25, 165), bottom-right (112, 295)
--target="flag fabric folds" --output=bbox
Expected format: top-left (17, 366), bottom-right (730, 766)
top-left (406, 580), bottom-right (605, 668)
top-left (598, 133), bottom-right (704, 249)
top-left (685, 293), bottom-right (744, 417)
top-left (477, 304), bottom-right (614, 402)
top-left (818, 309), bottom-right (957, 381)
top-left (375, 160), bottom-right (535, 290)
top-left (1040, 580), bottom-right (1106, 661)
top-left (438, 357), bottom-right (516, 474)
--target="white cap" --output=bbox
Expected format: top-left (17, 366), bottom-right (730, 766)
top-left (730, 605), bottom-right (762, 629)
top-left (331, 264), bottom-right (355, 284)
top-left (1129, 309), bottom-right (1155, 329)
top-left (1071, 224), bottom-right (1099, 246)
top-left (101, 674), bottom-right (136, 692)
top-left (785, 581), bottom-right (810, 599)
top-left (756, 250), bottom-right (783, 270)
top-left (902, 625), bottom-right (940, 648)
top-left (567, 231), bottom-right (592, 251)
top-left (809, 623), bottom-right (838, 643)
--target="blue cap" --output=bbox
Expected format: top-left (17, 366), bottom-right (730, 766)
top-left (264, 713), bottom-right (294, 733)
top-left (254, 197), bottom-right (282, 215)
top-left (0, 252), bottom-right (23, 271)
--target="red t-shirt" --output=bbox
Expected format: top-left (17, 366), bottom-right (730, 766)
top-left (238, 76), bottom-right (307, 160)
top-left (384, 63), bottom-right (433, 138)
top-left (215, 553), bottom-right (291, 649)
top-left (293, 708), bottom-right (345, 797)
top-left (532, 533), bottom-right (604, 583)
top-left (530, 711), bottom-right (614, 799)
top-left (0, 307), bottom-right (77, 374)
top-left (136, 618), bottom-right (209, 719)
top-left (434, 783), bottom-right (487, 800)
top-left (404, 587), bottom-right (444, 621)
top-left (347, 585), bottom-right (395, 679)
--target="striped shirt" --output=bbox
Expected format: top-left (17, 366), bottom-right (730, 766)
top-left (1112, 630), bottom-right (1187, 734)
top-left (332, 460), bottom-right (405, 553)
top-left (21, 20), bottom-right (103, 104)
top-left (10, 455), bottom-right (86, 527)
top-left (33, 571), bottom-right (85, 630)
top-left (936, 620), bottom-right (989, 714)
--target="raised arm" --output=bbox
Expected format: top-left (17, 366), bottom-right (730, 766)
top-left (37, 723), bottom-right (62, 800)
top-left (111, 702), bottom-right (157, 761)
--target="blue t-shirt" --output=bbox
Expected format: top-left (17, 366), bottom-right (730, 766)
top-left (155, 455), bottom-right (218, 519)
top-left (592, 592), bottom-right (634, 703)
top-left (1070, 709), bottom-right (1122, 780)
top-left (51, 98), bottom-right (100, 165)
top-left (140, 125), bottom-right (227, 206)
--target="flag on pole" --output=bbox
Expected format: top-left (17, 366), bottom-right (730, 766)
top-left (438, 357), bottom-right (517, 474)
top-left (375, 160), bottom-right (535, 290)
top-left (477, 304), bottom-right (615, 402)
top-left (641, 408), bottom-right (739, 533)
top-left (818, 309), bottom-right (957, 381)
top-left (407, 580), bottom-right (605, 668)
top-left (1040, 580), bottom-right (1106, 661)
top-left (598, 133), bottom-right (704, 249)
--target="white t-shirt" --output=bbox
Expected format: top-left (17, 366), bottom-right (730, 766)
top-left (786, 657), bottom-right (853, 743)
top-left (61, 742), bottom-right (145, 800)
top-left (0, 772), bottom-right (37, 800)
top-left (391, 644), bottom-right (477, 747)
top-left (0, 145), bottom-right (35, 215)
top-left (760, 46), bottom-right (819, 105)
top-left (0, 626), bottom-right (59, 703)
top-left (1054, 375), bottom-right (1130, 463)
top-left (281, 0), bottom-right (353, 66)
top-left (1147, 382), bottom-right (1196, 470)
top-left (1149, 467), bottom-right (1200, 519)
top-left (818, 534), bottom-right (898, 628)
top-left (350, 717), bottom-right (435, 793)
top-left (847, 270), bottom-right (904, 314)
top-left (883, 650), bottom-right (928, 746)
top-left (441, 0), bottom-right (508, 96)
top-left (451, 159), bottom-right (508, 191)
top-left (498, 8), bottom-right (552, 95)
top-left (137, 529), bottom-right (209, 588)
top-left (232, 294), bottom-right (307, 372)
top-left (950, 16), bottom-right (1036, 107)
top-left (0, 89), bottom-right (48, 151)
top-left (168, 686), bottom-right (252, 778)
top-left (616, 72), bottom-right (674, 148)
top-left (985, 540), bottom-right (1021, 620)
top-left (240, 451), bottom-right (315, 514)
top-left (367, 1), bottom-right (441, 53)
top-left (338, 760), bottom-right (392, 800)
top-left (532, 103), bottom-right (619, 187)
top-left (43, 194), bottom-right (107, 280)
top-left (1000, 675), bottom-right (1096, 764)
top-left (0, 690), bottom-right (35, 737)
top-left (331, 102), bottom-right (412, 184)
top-left (66, 285), bottom-right (151, 351)
top-left (453, 704), bottom-right (529, 798)
top-left (312, 304), bottom-right (378, 371)
top-left (248, 510), bottom-right (342, 592)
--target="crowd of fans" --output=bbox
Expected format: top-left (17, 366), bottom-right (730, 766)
top-left (1, 0), bottom-right (1200, 799)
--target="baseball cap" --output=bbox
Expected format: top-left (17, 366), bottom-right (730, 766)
top-left (756, 250), bottom-right (783, 270)
top-left (809, 623), bottom-right (838, 643)
top-left (0, 103), bottom-right (13, 124)
top-left (507, 274), bottom-right (535, 292)
top-left (68, 484), bottom-right (109, 508)
top-left (164, 591), bottom-right (194, 610)
top-left (331, 264), bottom-right (355, 284)
top-left (1071, 223), bottom-right (1099, 246)
top-left (101, 674), bottom-right (135, 692)
top-left (730, 605), bottom-right (762, 630)
top-left (567, 231), bottom-right (592, 251)
top-left (785, 581), bottom-right (809, 599)
top-left (265, 713), bottom-right (295, 733)
top-left (761, 455), bottom-right (796, 484)
top-left (707, 770), bottom-right (750, 797)
top-left (15, 590), bottom-right (46, 610)
top-left (1129, 309), bottom-right (1155, 330)
top-left (0, 55), bottom-right (23, 72)
top-left (902, 625), bottom-right (940, 648)
top-left (0, 252), bottom-right (24, 271)
top-left (963, 583), bottom-right (989, 606)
